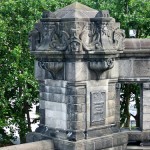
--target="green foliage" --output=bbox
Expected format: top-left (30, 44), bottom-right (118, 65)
top-left (120, 83), bottom-right (140, 128)
top-left (0, 0), bottom-right (40, 144)
top-left (0, 0), bottom-right (149, 145)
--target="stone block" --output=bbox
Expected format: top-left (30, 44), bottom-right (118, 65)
top-left (143, 105), bottom-right (150, 113)
top-left (75, 141), bottom-right (85, 150)
top-left (26, 132), bottom-right (50, 143)
top-left (143, 98), bottom-right (150, 105)
top-left (141, 39), bottom-right (150, 49)
top-left (87, 128), bottom-right (109, 138)
top-left (143, 114), bottom-right (150, 121)
top-left (67, 86), bottom-right (86, 95)
top-left (40, 92), bottom-right (54, 101)
top-left (124, 38), bottom-right (141, 49)
top-left (113, 133), bottom-right (128, 147)
top-left (127, 131), bottom-right (142, 141)
top-left (67, 121), bottom-right (85, 130)
top-left (45, 117), bottom-right (67, 130)
top-left (45, 109), bottom-right (67, 120)
top-left (143, 83), bottom-right (150, 90)
top-left (108, 84), bottom-right (116, 92)
top-left (143, 90), bottom-right (150, 98)
top-left (44, 79), bottom-right (67, 87)
top-left (119, 59), bottom-right (133, 78)
top-left (108, 100), bottom-right (115, 109)
top-left (75, 62), bottom-right (89, 81)
top-left (53, 139), bottom-right (68, 150)
top-left (62, 140), bottom-right (75, 150)
top-left (67, 104), bottom-right (85, 113)
top-left (67, 112), bottom-right (85, 121)
top-left (67, 95), bottom-right (86, 104)
top-left (108, 108), bottom-right (115, 117)
top-left (54, 93), bottom-right (66, 103)
top-left (84, 141), bottom-right (95, 150)
top-left (115, 113), bottom-right (120, 123)
top-left (94, 136), bottom-right (113, 150)
top-left (40, 100), bottom-right (45, 109)
top-left (142, 121), bottom-right (150, 130)
top-left (39, 85), bottom-right (45, 92)
top-left (45, 86), bottom-right (66, 94)
top-left (142, 131), bottom-right (150, 141)
top-left (108, 91), bottom-right (116, 100)
top-left (65, 62), bottom-right (89, 81)
top-left (45, 101), bottom-right (59, 111)
top-left (106, 116), bottom-right (116, 125)
top-left (41, 92), bottom-right (66, 103)
top-left (106, 116), bottom-right (115, 124)
top-left (133, 59), bottom-right (150, 77)
top-left (65, 62), bottom-right (75, 81)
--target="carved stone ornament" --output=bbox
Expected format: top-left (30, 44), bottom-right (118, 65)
top-left (29, 2), bottom-right (125, 52)
top-left (29, 22), bottom-right (43, 51)
top-left (38, 60), bottom-right (64, 79)
top-left (89, 58), bottom-right (114, 79)
top-left (113, 28), bottom-right (125, 50)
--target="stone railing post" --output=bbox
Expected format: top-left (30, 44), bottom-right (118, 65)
top-left (27, 2), bottom-right (128, 150)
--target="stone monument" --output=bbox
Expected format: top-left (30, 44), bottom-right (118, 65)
top-left (27, 2), bottom-right (128, 150)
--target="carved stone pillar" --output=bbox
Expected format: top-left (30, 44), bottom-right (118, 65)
top-left (27, 2), bottom-right (128, 150)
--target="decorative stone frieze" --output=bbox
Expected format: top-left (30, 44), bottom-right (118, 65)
top-left (29, 2), bottom-right (124, 53)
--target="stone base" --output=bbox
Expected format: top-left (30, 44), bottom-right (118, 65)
top-left (26, 132), bottom-right (128, 150)
top-left (122, 130), bottom-right (150, 143)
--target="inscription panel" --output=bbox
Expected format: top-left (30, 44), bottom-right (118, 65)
top-left (90, 91), bottom-right (106, 126)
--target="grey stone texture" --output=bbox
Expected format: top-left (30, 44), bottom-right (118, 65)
top-left (0, 140), bottom-right (54, 150)
top-left (27, 132), bottom-right (127, 150)
top-left (28, 1), bottom-right (150, 150)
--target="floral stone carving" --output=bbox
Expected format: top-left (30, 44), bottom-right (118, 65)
top-left (29, 3), bottom-right (125, 53)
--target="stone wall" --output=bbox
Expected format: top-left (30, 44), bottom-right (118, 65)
top-left (0, 140), bottom-right (54, 150)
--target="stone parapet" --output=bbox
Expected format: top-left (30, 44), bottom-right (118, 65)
top-left (27, 132), bottom-right (128, 150)
top-left (0, 140), bottom-right (54, 150)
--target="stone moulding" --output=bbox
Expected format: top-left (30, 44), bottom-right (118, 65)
top-left (89, 58), bottom-right (114, 79)
top-left (38, 61), bottom-right (64, 79)
top-left (29, 21), bottom-right (125, 52)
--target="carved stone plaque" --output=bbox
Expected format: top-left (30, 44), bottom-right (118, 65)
top-left (90, 91), bottom-right (106, 126)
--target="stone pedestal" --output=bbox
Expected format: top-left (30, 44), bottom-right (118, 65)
top-left (27, 2), bottom-right (128, 150)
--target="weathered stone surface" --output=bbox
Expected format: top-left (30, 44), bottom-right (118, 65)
top-left (86, 125), bottom-right (119, 139)
top-left (28, 1), bottom-right (150, 149)
top-left (67, 95), bottom-right (85, 104)
top-left (124, 38), bottom-right (150, 50)
top-left (0, 140), bottom-right (54, 150)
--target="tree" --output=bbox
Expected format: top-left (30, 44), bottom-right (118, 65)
top-left (0, 0), bottom-right (40, 144)
top-left (120, 84), bottom-right (140, 128)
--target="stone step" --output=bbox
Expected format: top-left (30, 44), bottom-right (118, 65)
top-left (127, 146), bottom-right (150, 150)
